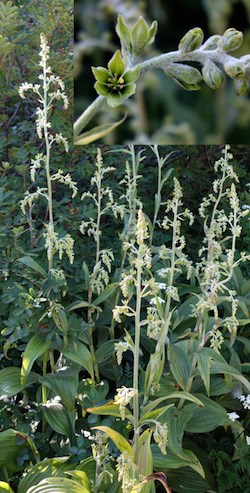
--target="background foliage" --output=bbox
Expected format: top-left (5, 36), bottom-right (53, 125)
top-left (0, 144), bottom-right (250, 492)
top-left (74, 0), bottom-right (250, 144)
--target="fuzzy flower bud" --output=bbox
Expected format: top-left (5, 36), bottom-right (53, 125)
top-left (219, 28), bottom-right (243, 52)
top-left (233, 77), bottom-right (249, 96)
top-left (202, 60), bottom-right (225, 90)
top-left (164, 63), bottom-right (202, 91)
top-left (179, 27), bottom-right (204, 53)
top-left (224, 60), bottom-right (245, 79)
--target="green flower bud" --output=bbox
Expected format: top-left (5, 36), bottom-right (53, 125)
top-left (201, 35), bottom-right (221, 51)
top-left (116, 15), bottom-right (157, 58)
top-left (164, 63), bottom-right (202, 91)
top-left (202, 60), bottom-right (224, 89)
top-left (92, 50), bottom-right (140, 107)
top-left (233, 77), bottom-right (249, 96)
top-left (219, 28), bottom-right (243, 52)
top-left (116, 15), bottom-right (132, 54)
top-left (178, 27), bottom-right (204, 53)
top-left (224, 60), bottom-right (245, 79)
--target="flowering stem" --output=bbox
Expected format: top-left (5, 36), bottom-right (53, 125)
top-left (74, 95), bottom-right (106, 138)
top-left (133, 256), bottom-right (142, 465)
top-left (73, 48), bottom-right (242, 138)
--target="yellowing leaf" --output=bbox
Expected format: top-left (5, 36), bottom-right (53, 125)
top-left (92, 426), bottom-right (134, 459)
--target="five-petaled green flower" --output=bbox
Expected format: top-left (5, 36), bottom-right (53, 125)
top-left (92, 50), bottom-right (140, 107)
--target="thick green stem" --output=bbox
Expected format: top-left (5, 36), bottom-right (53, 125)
top-left (133, 257), bottom-right (142, 465)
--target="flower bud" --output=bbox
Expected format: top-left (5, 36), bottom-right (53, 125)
top-left (219, 28), bottom-right (243, 52)
top-left (201, 35), bottom-right (221, 50)
top-left (202, 60), bottom-right (224, 89)
top-left (164, 63), bottom-right (202, 91)
top-left (233, 77), bottom-right (249, 96)
top-left (178, 27), bottom-right (204, 53)
top-left (131, 16), bottom-right (158, 56)
top-left (224, 60), bottom-right (245, 79)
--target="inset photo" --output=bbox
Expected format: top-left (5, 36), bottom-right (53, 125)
top-left (74, 0), bottom-right (250, 145)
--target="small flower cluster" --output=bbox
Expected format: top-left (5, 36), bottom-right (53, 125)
top-left (116, 452), bottom-right (137, 493)
top-left (114, 386), bottom-right (136, 420)
top-left (90, 431), bottom-right (114, 486)
top-left (238, 394), bottom-right (250, 410)
top-left (44, 224), bottom-right (74, 265)
top-left (51, 169), bottom-right (78, 198)
top-left (153, 422), bottom-right (169, 455)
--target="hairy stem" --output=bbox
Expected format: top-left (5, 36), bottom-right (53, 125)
top-left (133, 256), bottom-right (142, 465)
top-left (74, 95), bottom-right (106, 138)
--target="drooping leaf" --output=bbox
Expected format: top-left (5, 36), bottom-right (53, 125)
top-left (92, 426), bottom-right (134, 459)
top-left (137, 429), bottom-right (155, 493)
top-left (0, 430), bottom-right (37, 474)
top-left (0, 367), bottom-right (38, 397)
top-left (17, 256), bottom-right (47, 278)
top-left (87, 402), bottom-right (134, 424)
top-left (141, 392), bottom-right (203, 421)
top-left (21, 335), bottom-right (50, 385)
top-left (196, 352), bottom-right (212, 396)
top-left (61, 340), bottom-right (94, 380)
top-left (74, 115), bottom-right (126, 145)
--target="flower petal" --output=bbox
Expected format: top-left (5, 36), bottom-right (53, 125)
top-left (124, 65), bottom-right (140, 84)
top-left (107, 93), bottom-right (124, 107)
top-left (94, 82), bottom-right (110, 96)
top-left (92, 66), bottom-right (110, 83)
top-left (108, 50), bottom-right (126, 75)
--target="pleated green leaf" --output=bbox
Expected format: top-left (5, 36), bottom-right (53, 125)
top-left (0, 367), bottom-right (38, 397)
top-left (41, 367), bottom-right (79, 411)
top-left (42, 404), bottom-right (75, 438)
top-left (168, 344), bottom-right (192, 390)
top-left (138, 429), bottom-right (155, 493)
top-left (61, 340), bottom-right (94, 380)
top-left (26, 477), bottom-right (90, 493)
top-left (184, 394), bottom-right (230, 433)
top-left (21, 334), bottom-right (50, 385)
top-left (17, 457), bottom-right (72, 493)
top-left (0, 430), bottom-right (36, 474)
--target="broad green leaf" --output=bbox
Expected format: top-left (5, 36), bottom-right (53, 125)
top-left (165, 407), bottom-right (194, 459)
top-left (0, 482), bottom-right (15, 493)
top-left (42, 404), bottom-right (75, 439)
top-left (184, 394), bottom-right (229, 433)
top-left (41, 367), bottom-right (79, 411)
top-left (26, 477), bottom-right (89, 493)
top-left (93, 283), bottom-right (118, 306)
top-left (67, 300), bottom-right (101, 313)
top-left (74, 115), bottom-right (126, 145)
top-left (168, 343), bottom-right (192, 390)
top-left (140, 405), bottom-right (175, 423)
top-left (17, 457), bottom-right (72, 493)
top-left (196, 352), bottom-right (211, 396)
top-left (21, 335), bottom-right (50, 385)
top-left (17, 256), bottom-right (47, 278)
top-left (61, 340), bottom-right (94, 380)
top-left (95, 340), bottom-right (119, 364)
top-left (167, 467), bottom-right (213, 493)
top-left (92, 426), bottom-right (134, 459)
top-left (51, 308), bottom-right (69, 334)
top-left (0, 367), bottom-right (38, 397)
top-left (87, 402), bottom-right (134, 423)
top-left (0, 430), bottom-right (37, 474)
top-left (152, 442), bottom-right (204, 479)
top-left (141, 392), bottom-right (203, 420)
top-left (137, 429), bottom-right (155, 493)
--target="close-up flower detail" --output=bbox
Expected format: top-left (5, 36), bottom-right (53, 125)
top-left (92, 50), bottom-right (140, 107)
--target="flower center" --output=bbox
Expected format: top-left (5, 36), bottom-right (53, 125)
top-left (107, 73), bottom-right (125, 91)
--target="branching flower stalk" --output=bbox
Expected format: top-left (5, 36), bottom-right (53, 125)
top-left (194, 145), bottom-right (250, 351)
top-left (80, 148), bottom-right (124, 382)
top-left (19, 34), bottom-right (72, 418)
top-left (74, 16), bottom-right (250, 141)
